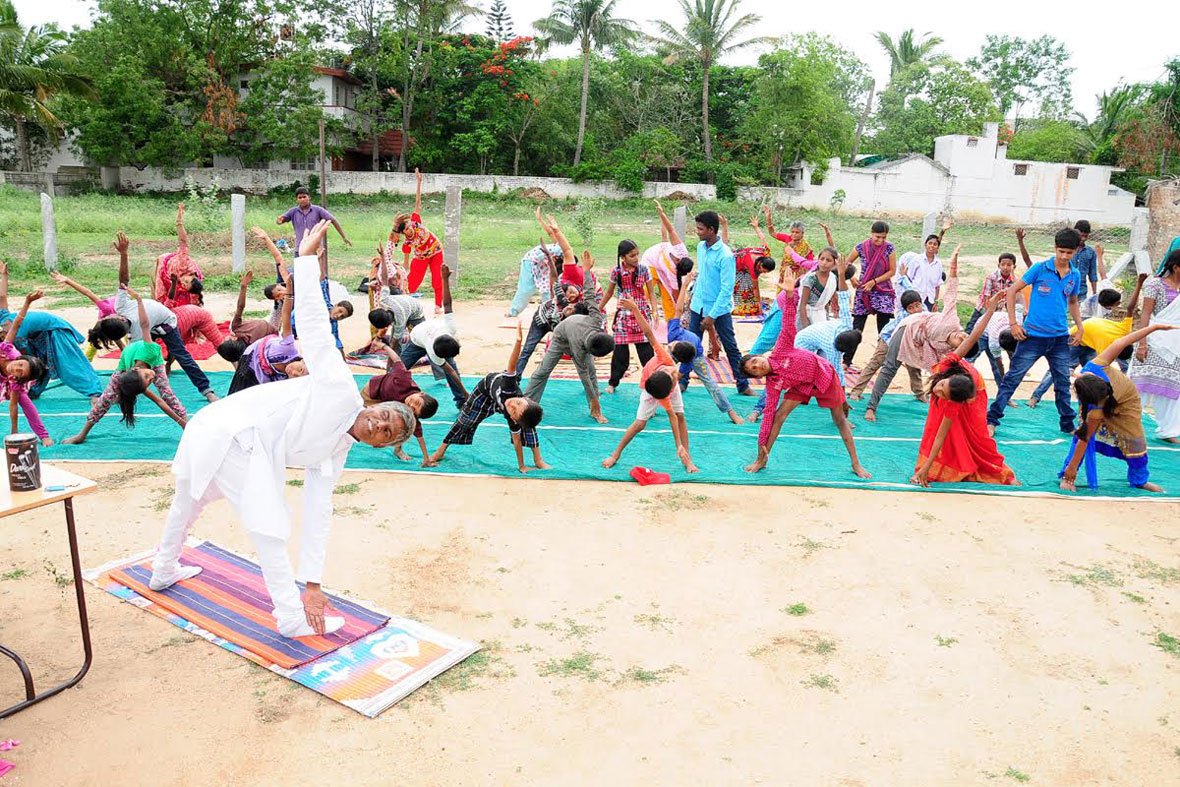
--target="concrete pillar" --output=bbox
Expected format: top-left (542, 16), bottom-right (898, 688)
top-left (673, 205), bottom-right (687, 243)
top-left (100, 166), bottom-right (120, 191)
top-left (40, 193), bottom-right (57, 271)
top-left (444, 185), bottom-right (462, 281)
top-left (1146, 180), bottom-right (1180, 271)
top-left (231, 193), bottom-right (246, 273)
top-left (921, 211), bottom-right (938, 241)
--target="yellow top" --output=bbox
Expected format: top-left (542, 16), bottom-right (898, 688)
top-left (1081, 317), bottom-right (1133, 353)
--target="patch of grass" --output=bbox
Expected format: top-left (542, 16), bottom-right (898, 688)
top-left (146, 635), bottom-right (193, 654)
top-left (333, 482), bottom-right (361, 495)
top-left (634, 604), bottom-right (676, 632)
top-left (784, 603), bottom-right (811, 617)
top-left (286, 479), bottom-right (303, 487)
top-left (334, 505), bottom-right (373, 517)
top-left (1064, 563), bottom-right (1123, 588)
top-left (796, 537), bottom-right (828, 557)
top-left (1004, 766), bottom-right (1031, 782)
top-left (511, 617), bottom-right (527, 629)
top-left (639, 492), bottom-right (711, 512)
top-left (800, 673), bottom-right (839, 692)
top-left (97, 464), bottom-right (165, 489)
top-left (558, 617), bottom-right (598, 641)
top-left (1133, 558), bottom-right (1180, 585)
top-left (538, 651), bottom-right (604, 682)
top-left (1122, 591), bottom-right (1147, 604)
top-left (1174, 746), bottom-right (1180, 760)
top-left (404, 642), bottom-right (516, 708)
top-left (0, 568), bottom-right (29, 581)
top-left (800, 636), bottom-right (837, 656)
top-left (42, 560), bottom-right (73, 587)
top-left (918, 511), bottom-right (936, 522)
top-left (1152, 631), bottom-right (1180, 658)
top-left (496, 566), bottom-right (510, 573)
top-left (535, 621), bottom-right (557, 632)
top-left (150, 486), bottom-right (174, 512)
top-left (616, 665), bottom-right (682, 686)
top-left (936, 635), bottom-right (958, 648)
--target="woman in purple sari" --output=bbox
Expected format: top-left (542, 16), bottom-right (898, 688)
top-left (843, 220), bottom-right (898, 365)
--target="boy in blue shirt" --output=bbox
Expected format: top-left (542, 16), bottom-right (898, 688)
top-left (987, 228), bottom-right (1085, 434)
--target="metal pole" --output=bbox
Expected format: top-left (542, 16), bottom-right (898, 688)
top-left (318, 117), bottom-right (327, 207)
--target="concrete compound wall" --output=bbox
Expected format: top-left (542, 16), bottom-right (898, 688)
top-left (111, 167), bottom-right (718, 201)
top-left (1145, 179), bottom-right (1180, 266)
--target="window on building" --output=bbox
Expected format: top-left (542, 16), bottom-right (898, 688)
top-left (967, 137), bottom-right (979, 148)
top-left (1013, 163), bottom-right (1028, 176)
top-left (290, 159), bottom-right (316, 171)
top-left (334, 84), bottom-right (341, 106)
top-left (240, 79), bottom-right (249, 89)
top-left (1066, 166), bottom-right (1081, 180)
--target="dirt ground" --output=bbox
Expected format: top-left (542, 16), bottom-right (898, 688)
top-left (3, 267), bottom-right (1179, 785)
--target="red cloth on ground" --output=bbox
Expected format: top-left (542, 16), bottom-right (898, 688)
top-left (916, 353), bottom-right (1018, 485)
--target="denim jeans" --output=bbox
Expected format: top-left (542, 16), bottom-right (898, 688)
top-left (987, 333), bottom-right (1076, 431)
top-left (515, 317), bottom-right (552, 378)
top-left (398, 342), bottom-right (467, 408)
top-left (1030, 345), bottom-right (1096, 401)
top-left (157, 324), bottom-right (211, 395)
top-left (686, 310), bottom-right (748, 393)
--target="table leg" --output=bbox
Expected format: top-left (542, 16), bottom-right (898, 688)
top-left (0, 498), bottom-right (93, 720)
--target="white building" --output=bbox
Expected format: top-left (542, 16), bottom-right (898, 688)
top-left (774, 122), bottom-right (1135, 225)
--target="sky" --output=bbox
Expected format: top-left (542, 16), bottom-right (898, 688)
top-left (14, 0), bottom-right (1177, 118)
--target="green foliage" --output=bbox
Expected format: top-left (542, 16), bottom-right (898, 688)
top-left (182, 176), bottom-right (225, 232)
top-left (875, 29), bottom-right (943, 78)
top-left (872, 59), bottom-right (1000, 158)
top-left (1006, 119), bottom-right (1086, 163)
top-left (235, 52), bottom-right (345, 167)
top-left (967, 35), bottom-right (1074, 119)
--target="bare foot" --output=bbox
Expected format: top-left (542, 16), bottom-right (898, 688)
top-left (62, 435), bottom-right (84, 445)
top-left (606, 385), bottom-right (616, 395)
top-left (591, 412), bottom-right (608, 424)
top-left (987, 424), bottom-right (996, 437)
top-left (684, 462), bottom-right (699, 473)
top-left (848, 392), bottom-right (863, 401)
top-left (863, 409), bottom-right (876, 422)
top-left (746, 411), bottom-right (761, 423)
top-left (602, 455), bottom-right (618, 469)
top-left (1142, 481), bottom-right (1164, 492)
top-left (728, 411), bottom-right (744, 425)
top-left (1162, 437), bottom-right (1180, 444)
top-left (1008, 400), bottom-right (1020, 408)
top-left (739, 388), bottom-right (757, 397)
top-left (852, 464), bottom-right (872, 479)
top-left (744, 459), bottom-right (766, 473)
top-left (204, 391), bottom-right (219, 403)
top-left (1026, 397), bottom-right (1039, 409)
top-left (534, 460), bottom-right (552, 470)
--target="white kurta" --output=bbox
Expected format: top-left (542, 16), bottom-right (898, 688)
top-left (166, 253), bottom-right (363, 573)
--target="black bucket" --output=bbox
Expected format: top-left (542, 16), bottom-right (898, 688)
top-left (5, 433), bottom-right (41, 492)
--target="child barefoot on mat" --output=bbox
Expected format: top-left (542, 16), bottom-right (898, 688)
top-left (1059, 323), bottom-right (1179, 493)
top-left (740, 267), bottom-right (871, 479)
top-left (602, 298), bottom-right (699, 473)
top-left (64, 285), bottom-right (188, 445)
top-left (429, 323), bottom-right (547, 474)
top-left (1, 288), bottom-right (51, 445)
top-left (910, 291), bottom-right (1018, 488)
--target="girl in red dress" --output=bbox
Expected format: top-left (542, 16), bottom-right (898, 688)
top-left (392, 169), bottom-right (445, 312)
top-left (912, 291), bottom-right (1019, 488)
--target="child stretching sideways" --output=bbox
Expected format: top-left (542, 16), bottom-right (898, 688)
top-left (1059, 323), bottom-right (1178, 493)
top-left (430, 323), bottom-right (547, 474)
top-left (740, 267), bottom-right (870, 478)
top-left (602, 298), bottom-right (699, 473)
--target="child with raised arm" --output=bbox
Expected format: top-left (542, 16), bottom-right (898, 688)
top-left (1059, 323), bottom-right (1179, 493)
top-left (49, 265), bottom-right (120, 361)
top-left (644, 201), bottom-right (695, 320)
top-left (739, 267), bottom-right (871, 479)
top-left (430, 323), bottom-right (547, 474)
top-left (154, 203), bottom-right (204, 308)
top-left (217, 269), bottom-right (279, 364)
top-left (669, 271), bottom-right (743, 424)
top-left (227, 262), bottom-right (306, 395)
top-left (0, 288), bottom-right (51, 445)
top-left (516, 238), bottom-right (587, 377)
top-left (764, 206), bottom-right (815, 275)
top-left (401, 263), bottom-right (468, 408)
top-left (602, 299), bottom-right (698, 473)
top-left (360, 342), bottom-right (440, 467)
top-left (600, 236), bottom-right (661, 393)
top-left (64, 284), bottom-right (188, 445)
top-left (392, 168), bottom-right (446, 313)
top-left (910, 291), bottom-right (1018, 488)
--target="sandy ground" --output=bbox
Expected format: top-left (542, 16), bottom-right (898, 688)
top-left (4, 269), bottom-right (1179, 785)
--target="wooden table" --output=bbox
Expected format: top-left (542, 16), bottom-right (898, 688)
top-left (0, 464), bottom-right (96, 720)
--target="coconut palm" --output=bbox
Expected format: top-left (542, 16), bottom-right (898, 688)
top-left (0, 0), bottom-right (93, 171)
top-left (533, 0), bottom-right (637, 166)
top-left (1076, 84), bottom-right (1145, 162)
top-left (875, 29), bottom-right (944, 79)
top-left (651, 0), bottom-right (770, 162)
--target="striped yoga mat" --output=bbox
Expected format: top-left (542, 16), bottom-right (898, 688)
top-left (105, 542), bottom-right (389, 669)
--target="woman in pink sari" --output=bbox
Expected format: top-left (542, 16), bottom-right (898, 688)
top-left (844, 220), bottom-right (897, 363)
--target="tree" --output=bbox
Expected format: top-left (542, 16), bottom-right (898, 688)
top-left (339, 0), bottom-right (397, 171)
top-left (0, 0), bottom-right (94, 171)
top-left (1077, 84), bottom-right (1145, 164)
top-left (651, 0), bottom-right (770, 163)
top-left (485, 0), bottom-right (514, 43)
top-left (740, 35), bottom-right (869, 182)
top-left (874, 29), bottom-right (943, 79)
top-left (967, 34), bottom-right (1074, 119)
top-left (1005, 118), bottom-right (1085, 163)
top-left (533, 0), bottom-right (637, 166)
top-left (872, 59), bottom-right (1000, 158)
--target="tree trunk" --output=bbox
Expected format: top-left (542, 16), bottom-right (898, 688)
top-left (371, 71), bottom-right (381, 172)
top-left (848, 79), bottom-right (875, 166)
top-left (514, 142), bottom-right (521, 176)
top-left (701, 63), bottom-right (712, 163)
top-left (14, 117), bottom-right (32, 173)
top-left (397, 17), bottom-right (428, 173)
top-left (574, 46), bottom-right (591, 166)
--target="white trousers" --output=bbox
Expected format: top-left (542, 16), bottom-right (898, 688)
top-left (151, 444), bottom-right (310, 635)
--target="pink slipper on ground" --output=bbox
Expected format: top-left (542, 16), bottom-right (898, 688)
top-left (629, 467), bottom-right (671, 486)
top-left (0, 759), bottom-right (14, 778)
top-left (0, 741), bottom-right (17, 752)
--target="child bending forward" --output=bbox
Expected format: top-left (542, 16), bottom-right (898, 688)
top-left (1060, 323), bottom-right (1178, 493)
top-left (430, 323), bottom-right (547, 474)
top-left (602, 298), bottom-right (698, 473)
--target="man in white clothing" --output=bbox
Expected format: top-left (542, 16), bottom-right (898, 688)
top-left (148, 220), bottom-right (416, 638)
top-left (901, 233), bottom-right (945, 310)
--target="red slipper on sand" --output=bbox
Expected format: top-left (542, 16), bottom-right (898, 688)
top-left (630, 467), bottom-right (671, 486)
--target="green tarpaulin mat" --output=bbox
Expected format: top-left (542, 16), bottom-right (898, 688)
top-left (29, 370), bottom-right (1180, 500)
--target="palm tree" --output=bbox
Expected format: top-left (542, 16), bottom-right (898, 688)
top-left (651, 0), bottom-right (769, 163)
top-left (875, 29), bottom-right (943, 79)
top-left (0, 0), bottom-right (93, 171)
top-left (1076, 85), bottom-right (1145, 162)
top-left (534, 0), bottom-right (637, 166)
